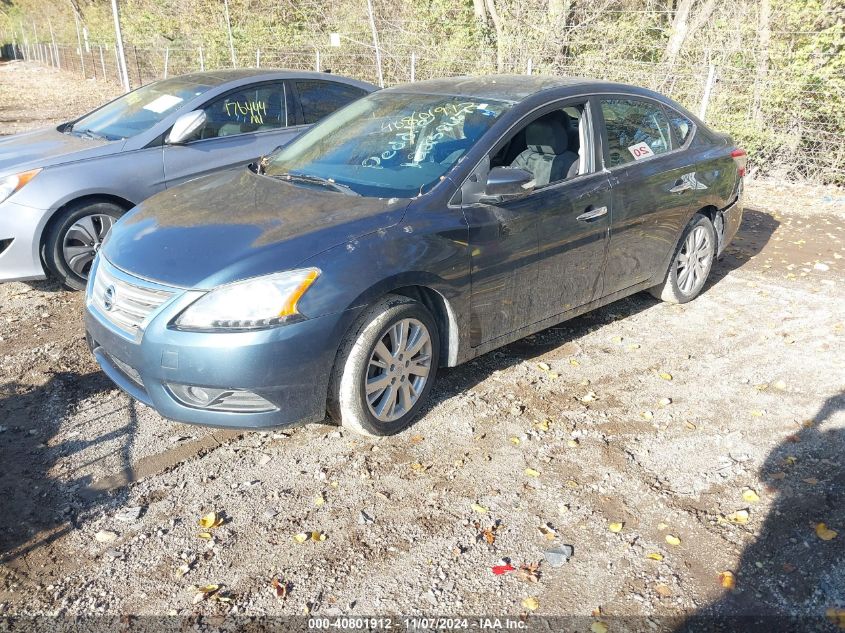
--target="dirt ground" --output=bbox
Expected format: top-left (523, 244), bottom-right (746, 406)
top-left (1, 60), bottom-right (843, 629)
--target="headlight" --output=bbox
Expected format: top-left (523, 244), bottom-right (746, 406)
top-left (0, 169), bottom-right (41, 204)
top-left (174, 268), bottom-right (320, 331)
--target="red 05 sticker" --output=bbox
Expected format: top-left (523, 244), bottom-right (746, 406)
top-left (628, 141), bottom-right (655, 160)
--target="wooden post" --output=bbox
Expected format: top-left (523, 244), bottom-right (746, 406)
top-left (410, 51), bottom-right (415, 82)
top-left (526, 58), bottom-right (532, 75)
top-left (73, 9), bottom-right (86, 77)
top-left (163, 47), bottom-right (170, 78)
top-left (316, 49), bottom-right (321, 71)
top-left (99, 44), bottom-right (106, 78)
top-left (48, 20), bottom-right (60, 69)
top-left (366, 0), bottom-right (384, 88)
top-left (110, 0), bottom-right (131, 91)
top-left (223, 0), bottom-right (237, 67)
top-left (256, 48), bottom-right (260, 68)
top-left (199, 46), bottom-right (205, 71)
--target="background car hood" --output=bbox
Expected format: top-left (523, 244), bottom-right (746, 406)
top-left (0, 126), bottom-right (119, 176)
top-left (103, 168), bottom-right (411, 289)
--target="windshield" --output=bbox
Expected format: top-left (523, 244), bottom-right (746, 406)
top-left (69, 78), bottom-right (214, 141)
top-left (265, 92), bottom-right (510, 197)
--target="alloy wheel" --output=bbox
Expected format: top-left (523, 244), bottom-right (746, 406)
top-left (676, 225), bottom-right (713, 296)
top-left (62, 213), bottom-right (115, 278)
top-left (365, 318), bottom-right (432, 423)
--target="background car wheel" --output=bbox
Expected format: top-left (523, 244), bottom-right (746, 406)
top-left (328, 294), bottom-right (440, 437)
top-left (649, 213), bottom-right (716, 304)
top-left (44, 200), bottom-right (125, 290)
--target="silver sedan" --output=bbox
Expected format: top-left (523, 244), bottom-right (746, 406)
top-left (0, 69), bottom-right (374, 289)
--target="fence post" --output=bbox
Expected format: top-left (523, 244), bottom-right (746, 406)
top-left (99, 44), bottom-right (106, 78)
top-left (223, 0), bottom-right (237, 67)
top-left (199, 46), bottom-right (205, 71)
top-left (133, 45), bottom-right (142, 86)
top-left (526, 58), bottom-right (532, 75)
top-left (698, 64), bottom-right (716, 122)
top-left (256, 48), bottom-right (260, 68)
top-left (410, 51), bottom-right (415, 82)
top-left (316, 49), bottom-right (321, 72)
top-left (366, 0), bottom-right (384, 88)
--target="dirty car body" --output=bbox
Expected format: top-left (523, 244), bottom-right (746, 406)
top-left (85, 75), bottom-right (745, 434)
top-left (0, 69), bottom-right (374, 288)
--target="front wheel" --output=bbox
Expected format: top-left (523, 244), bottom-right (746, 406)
top-left (44, 201), bottom-right (125, 290)
top-left (649, 213), bottom-right (716, 304)
top-left (328, 294), bottom-right (440, 437)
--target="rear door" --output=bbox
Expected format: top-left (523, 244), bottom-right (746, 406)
top-left (597, 96), bottom-right (697, 295)
top-left (163, 81), bottom-right (304, 188)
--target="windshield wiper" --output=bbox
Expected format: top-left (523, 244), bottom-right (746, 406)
top-left (271, 172), bottom-right (359, 196)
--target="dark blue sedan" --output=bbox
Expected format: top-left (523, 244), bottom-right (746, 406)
top-left (85, 75), bottom-right (745, 437)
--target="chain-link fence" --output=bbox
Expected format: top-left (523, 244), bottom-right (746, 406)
top-left (3, 29), bottom-right (843, 186)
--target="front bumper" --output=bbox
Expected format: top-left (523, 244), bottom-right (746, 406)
top-left (85, 258), bottom-right (356, 429)
top-left (0, 199), bottom-right (50, 282)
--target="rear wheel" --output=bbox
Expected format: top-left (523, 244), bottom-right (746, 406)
top-left (649, 213), bottom-right (716, 304)
top-left (44, 201), bottom-right (125, 290)
top-left (328, 294), bottom-right (440, 437)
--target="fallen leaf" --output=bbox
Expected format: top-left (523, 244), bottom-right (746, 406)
top-left (816, 523), bottom-right (838, 541)
top-left (311, 531), bottom-right (327, 542)
top-left (658, 397), bottom-right (672, 406)
top-left (627, 343), bottom-right (641, 351)
top-left (482, 528), bottom-right (496, 545)
top-left (640, 411), bottom-right (654, 421)
top-left (410, 434), bottom-right (424, 445)
top-left (591, 622), bottom-right (609, 633)
top-left (608, 522), bottom-right (624, 533)
top-left (646, 552), bottom-right (664, 561)
top-left (719, 571), bottom-right (736, 590)
top-left (534, 419), bottom-right (550, 431)
top-left (567, 439), bottom-right (579, 448)
top-left (510, 436), bottom-right (521, 445)
top-left (472, 503), bottom-right (488, 514)
top-left (192, 584), bottom-right (220, 603)
top-left (750, 409), bottom-right (764, 418)
top-left (410, 462), bottom-right (425, 472)
top-left (665, 534), bottom-right (681, 546)
top-left (727, 510), bottom-right (750, 525)
top-left (517, 562), bottom-right (541, 583)
top-left (684, 421), bottom-right (697, 430)
top-left (271, 578), bottom-right (290, 599)
top-left (314, 494), bottom-right (325, 507)
top-left (538, 523), bottom-right (557, 541)
top-left (565, 479), bottom-right (579, 489)
top-left (521, 596), bottom-right (539, 611)
top-left (538, 362), bottom-right (551, 371)
top-left (293, 532), bottom-right (308, 544)
top-left (802, 477), bottom-right (819, 485)
top-left (198, 511), bottom-right (224, 530)
top-left (785, 455), bottom-right (797, 465)
top-left (492, 563), bottom-right (516, 575)
top-left (658, 372), bottom-right (673, 381)
top-left (569, 358), bottom-right (580, 367)
top-left (524, 468), bottom-right (541, 478)
top-left (773, 380), bottom-right (787, 390)
top-left (197, 532), bottom-right (213, 540)
top-left (580, 391), bottom-right (598, 402)
top-left (742, 489), bottom-right (760, 503)
top-left (655, 583), bottom-right (672, 597)
top-left (657, 522), bottom-right (668, 531)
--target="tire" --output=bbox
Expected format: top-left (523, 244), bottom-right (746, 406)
top-left (328, 294), bottom-right (440, 437)
top-left (44, 201), bottom-right (125, 290)
top-left (649, 213), bottom-right (716, 304)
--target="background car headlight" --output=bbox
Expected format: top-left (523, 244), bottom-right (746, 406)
top-left (0, 169), bottom-right (41, 204)
top-left (174, 268), bottom-right (320, 330)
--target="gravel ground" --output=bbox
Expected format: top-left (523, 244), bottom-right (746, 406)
top-left (1, 60), bottom-right (844, 628)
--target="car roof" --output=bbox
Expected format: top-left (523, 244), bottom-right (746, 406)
top-left (171, 69), bottom-right (377, 91)
top-left (381, 74), bottom-right (664, 103)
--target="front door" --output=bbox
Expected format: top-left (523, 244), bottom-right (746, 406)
top-left (163, 81), bottom-right (304, 188)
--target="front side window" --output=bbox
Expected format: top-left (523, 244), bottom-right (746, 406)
top-left (265, 92), bottom-right (510, 197)
top-left (194, 82), bottom-right (290, 140)
top-left (69, 77), bottom-right (214, 140)
top-left (295, 81), bottom-right (369, 124)
top-left (600, 98), bottom-right (672, 167)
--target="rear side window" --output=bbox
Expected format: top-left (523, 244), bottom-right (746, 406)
top-left (666, 109), bottom-right (694, 146)
top-left (600, 98), bottom-right (672, 167)
top-left (295, 81), bottom-right (368, 124)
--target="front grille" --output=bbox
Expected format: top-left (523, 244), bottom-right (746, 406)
top-left (90, 259), bottom-right (176, 335)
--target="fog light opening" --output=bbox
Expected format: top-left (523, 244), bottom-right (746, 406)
top-left (167, 383), bottom-right (276, 413)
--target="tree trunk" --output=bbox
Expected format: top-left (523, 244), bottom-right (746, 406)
top-left (484, 0), bottom-right (505, 72)
top-left (472, 0), bottom-right (487, 23)
top-left (664, 0), bottom-right (694, 67)
top-left (753, 0), bottom-right (771, 124)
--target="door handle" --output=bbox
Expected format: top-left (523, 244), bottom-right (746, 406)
top-left (576, 206), bottom-right (608, 222)
top-left (669, 179), bottom-right (693, 193)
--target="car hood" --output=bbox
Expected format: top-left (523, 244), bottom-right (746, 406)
top-left (0, 126), bottom-right (119, 175)
top-left (103, 168), bottom-right (411, 288)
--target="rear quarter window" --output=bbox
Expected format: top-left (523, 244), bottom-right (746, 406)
top-left (295, 81), bottom-right (369, 124)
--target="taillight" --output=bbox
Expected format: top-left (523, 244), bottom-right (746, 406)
top-left (731, 148), bottom-right (747, 177)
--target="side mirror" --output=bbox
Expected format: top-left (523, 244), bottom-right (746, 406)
top-left (167, 110), bottom-right (207, 145)
top-left (484, 167), bottom-right (534, 200)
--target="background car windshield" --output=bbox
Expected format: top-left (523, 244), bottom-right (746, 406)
top-left (70, 78), bottom-right (213, 140)
top-left (265, 92), bottom-right (510, 197)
